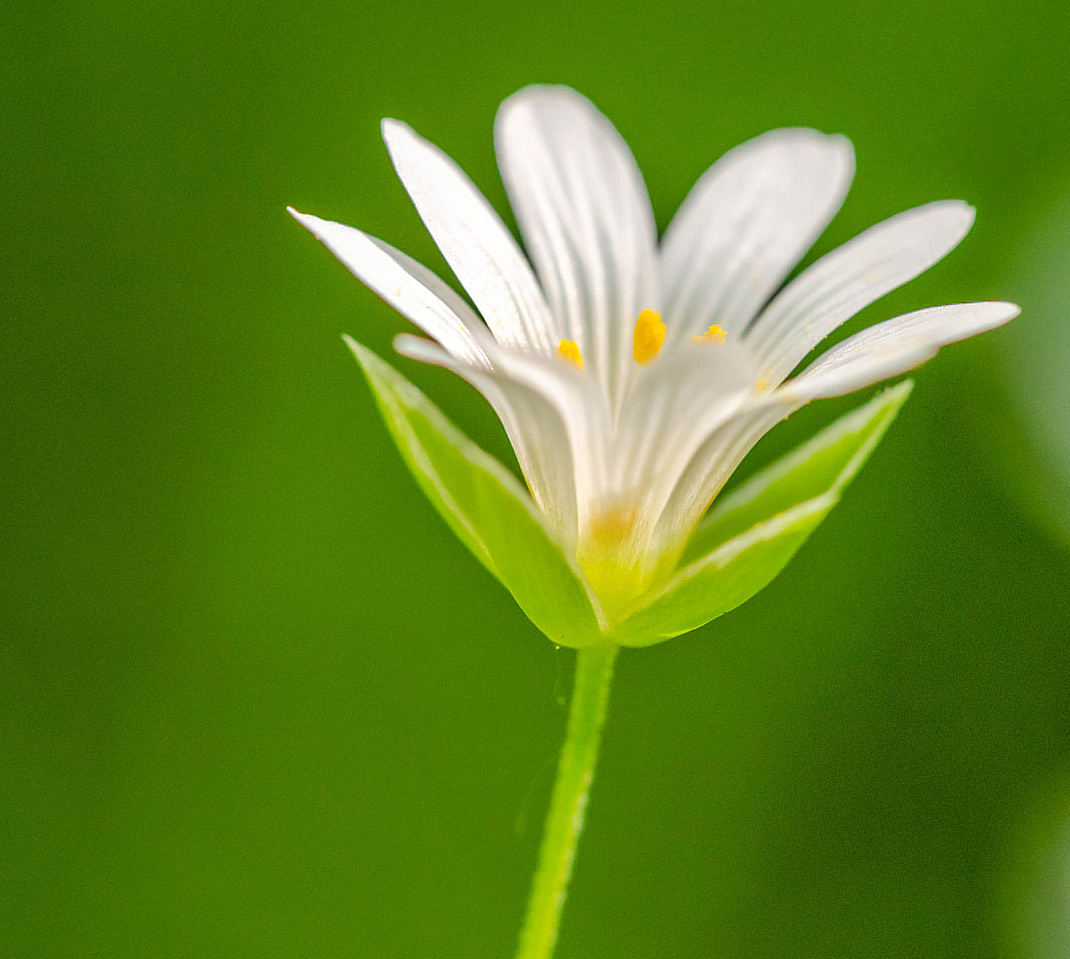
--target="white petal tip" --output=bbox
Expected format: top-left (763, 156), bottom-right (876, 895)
top-left (940, 199), bottom-right (976, 229)
top-left (500, 83), bottom-right (585, 108)
top-left (827, 133), bottom-right (856, 173)
top-left (906, 198), bottom-right (975, 230)
top-left (1002, 302), bottom-right (1022, 322)
top-left (970, 300), bottom-right (1021, 329)
top-left (392, 331), bottom-right (427, 354)
top-left (287, 207), bottom-right (328, 234)
top-left (916, 300), bottom-right (1021, 340)
top-left (380, 117), bottom-right (414, 148)
top-left (495, 84), bottom-right (603, 132)
top-left (734, 127), bottom-right (855, 163)
top-left (760, 126), bottom-right (848, 144)
top-left (393, 332), bottom-right (452, 367)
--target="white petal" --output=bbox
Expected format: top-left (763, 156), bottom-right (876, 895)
top-left (661, 128), bottom-right (854, 345)
top-left (381, 119), bottom-right (557, 352)
top-left (786, 301), bottom-right (1020, 400)
top-left (613, 343), bottom-right (757, 530)
top-left (651, 401), bottom-right (793, 560)
top-left (651, 300), bottom-right (1019, 545)
top-left (744, 201), bottom-right (976, 384)
top-left (494, 85), bottom-right (659, 404)
top-left (290, 208), bottom-right (491, 368)
top-left (394, 334), bottom-right (612, 548)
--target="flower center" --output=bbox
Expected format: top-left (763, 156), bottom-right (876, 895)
top-left (632, 309), bottom-right (666, 364)
top-left (577, 502), bottom-right (650, 620)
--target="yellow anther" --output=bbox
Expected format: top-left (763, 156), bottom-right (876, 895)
top-left (632, 309), bottom-right (666, 364)
top-left (691, 324), bottom-right (727, 344)
top-left (755, 378), bottom-right (767, 393)
top-left (557, 339), bottom-right (584, 370)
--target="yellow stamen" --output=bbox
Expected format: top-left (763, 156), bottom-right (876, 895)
top-left (755, 378), bottom-right (767, 393)
top-left (632, 309), bottom-right (666, 364)
top-left (691, 324), bottom-right (727, 344)
top-left (557, 339), bottom-right (584, 369)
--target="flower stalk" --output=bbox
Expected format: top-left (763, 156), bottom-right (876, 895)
top-left (516, 642), bottom-right (619, 959)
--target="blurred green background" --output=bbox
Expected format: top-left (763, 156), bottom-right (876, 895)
top-left (4, 0), bottom-right (1070, 956)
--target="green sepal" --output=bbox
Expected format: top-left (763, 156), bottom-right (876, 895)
top-left (347, 339), bottom-right (606, 648)
top-left (613, 381), bottom-right (913, 647)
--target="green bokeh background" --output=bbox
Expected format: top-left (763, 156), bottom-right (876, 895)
top-left (5, 0), bottom-right (1070, 956)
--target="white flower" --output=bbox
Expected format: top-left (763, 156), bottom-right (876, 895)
top-left (290, 85), bottom-right (1017, 615)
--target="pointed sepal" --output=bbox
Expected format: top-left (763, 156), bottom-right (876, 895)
top-left (614, 381), bottom-right (913, 647)
top-left (348, 340), bottom-right (606, 648)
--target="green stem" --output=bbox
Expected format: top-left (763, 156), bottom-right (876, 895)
top-left (516, 642), bottom-right (619, 959)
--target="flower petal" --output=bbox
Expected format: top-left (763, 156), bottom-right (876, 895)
top-left (660, 128), bottom-right (854, 345)
top-left (622, 376), bottom-right (914, 645)
top-left (494, 85), bottom-right (659, 404)
top-left (612, 344), bottom-right (758, 553)
top-left (787, 301), bottom-right (1019, 400)
top-left (744, 200), bottom-right (975, 384)
top-left (649, 299), bottom-right (1012, 544)
top-left (394, 333), bottom-right (611, 548)
top-left (651, 401), bottom-right (791, 562)
top-left (289, 208), bottom-right (491, 367)
top-left (683, 380), bottom-right (913, 564)
top-left (381, 119), bottom-right (557, 352)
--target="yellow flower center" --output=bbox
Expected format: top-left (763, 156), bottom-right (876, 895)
top-left (556, 339), bottom-right (584, 369)
top-left (577, 502), bottom-right (649, 621)
top-left (632, 309), bottom-right (666, 364)
top-left (586, 502), bottom-right (638, 546)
